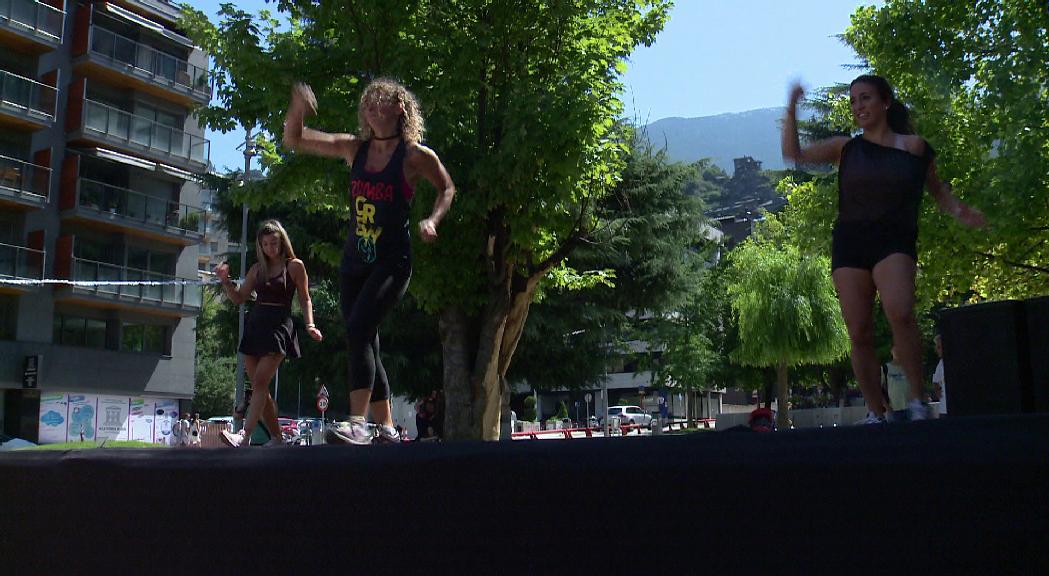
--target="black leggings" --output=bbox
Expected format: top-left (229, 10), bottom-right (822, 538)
top-left (339, 264), bottom-right (411, 402)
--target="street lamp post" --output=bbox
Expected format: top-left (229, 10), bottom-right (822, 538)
top-left (234, 127), bottom-right (254, 430)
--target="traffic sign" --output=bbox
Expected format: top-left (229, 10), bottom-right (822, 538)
top-left (317, 385), bottom-right (329, 398)
top-left (316, 396), bottom-right (329, 411)
top-left (584, 393), bottom-right (592, 403)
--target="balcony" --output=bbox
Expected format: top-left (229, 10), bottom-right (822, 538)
top-left (0, 241), bottom-right (44, 294)
top-left (62, 176), bottom-right (205, 245)
top-left (0, 0), bottom-right (64, 52)
top-left (70, 98), bottom-right (209, 171)
top-left (0, 68), bottom-right (56, 130)
top-left (56, 256), bottom-right (201, 316)
top-left (0, 153), bottom-right (50, 209)
top-left (75, 25), bottom-right (211, 105)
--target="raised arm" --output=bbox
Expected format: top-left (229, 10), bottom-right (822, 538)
top-left (408, 144), bottom-right (456, 243)
top-left (924, 155), bottom-right (987, 228)
top-left (289, 259), bottom-right (323, 342)
top-left (282, 83), bottom-right (360, 162)
top-left (215, 262), bottom-right (258, 305)
top-left (781, 83), bottom-right (850, 166)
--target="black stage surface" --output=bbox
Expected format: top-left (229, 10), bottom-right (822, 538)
top-left (3, 415), bottom-right (1048, 574)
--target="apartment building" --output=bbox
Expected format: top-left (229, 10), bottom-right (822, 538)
top-left (0, 0), bottom-right (211, 443)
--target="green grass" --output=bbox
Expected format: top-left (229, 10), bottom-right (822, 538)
top-left (18, 440), bottom-right (168, 451)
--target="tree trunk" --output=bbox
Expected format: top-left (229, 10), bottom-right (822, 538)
top-left (438, 307), bottom-right (477, 440)
top-left (776, 360), bottom-right (790, 430)
top-left (438, 272), bottom-right (540, 441)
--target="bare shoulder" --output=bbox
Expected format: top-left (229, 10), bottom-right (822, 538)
top-left (900, 134), bottom-right (929, 156)
top-left (339, 137), bottom-right (364, 164)
top-left (288, 258), bottom-right (306, 272)
top-left (405, 142), bottom-right (440, 166)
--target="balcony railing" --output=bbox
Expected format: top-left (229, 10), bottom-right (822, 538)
top-left (0, 68), bottom-right (56, 122)
top-left (77, 177), bottom-right (206, 234)
top-left (0, 153), bottom-right (50, 201)
top-left (0, 242), bottom-right (44, 282)
top-left (82, 99), bottom-right (210, 165)
top-left (0, 0), bottom-right (64, 42)
top-left (71, 256), bottom-right (201, 308)
top-left (89, 26), bottom-right (210, 99)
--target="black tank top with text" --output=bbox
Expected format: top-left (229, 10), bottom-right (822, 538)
top-left (345, 139), bottom-right (415, 271)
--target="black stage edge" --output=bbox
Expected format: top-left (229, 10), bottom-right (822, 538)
top-left (3, 415), bottom-right (1048, 574)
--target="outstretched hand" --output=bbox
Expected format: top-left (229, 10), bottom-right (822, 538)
top-left (292, 82), bottom-right (317, 116)
top-left (788, 82), bottom-right (805, 108)
top-left (214, 262), bottom-right (230, 283)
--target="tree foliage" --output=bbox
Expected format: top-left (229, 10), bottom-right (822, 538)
top-left (510, 132), bottom-right (716, 392)
top-left (724, 216), bottom-right (850, 426)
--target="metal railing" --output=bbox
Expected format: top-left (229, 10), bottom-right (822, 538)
top-left (0, 242), bottom-right (44, 281)
top-left (77, 177), bottom-right (206, 234)
top-left (0, 0), bottom-right (64, 42)
top-left (0, 68), bottom-right (57, 121)
top-left (71, 256), bottom-right (202, 308)
top-left (82, 99), bottom-right (210, 165)
top-left (89, 26), bottom-right (210, 98)
top-left (0, 153), bottom-right (50, 200)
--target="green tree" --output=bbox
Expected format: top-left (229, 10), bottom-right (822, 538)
top-left (724, 217), bottom-right (850, 429)
top-left (182, 1), bottom-right (671, 440)
top-left (843, 0), bottom-right (1049, 304)
top-left (510, 132), bottom-right (716, 396)
top-left (193, 290), bottom-right (237, 418)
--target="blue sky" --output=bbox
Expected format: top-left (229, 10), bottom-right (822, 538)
top-left (189, 0), bottom-right (881, 172)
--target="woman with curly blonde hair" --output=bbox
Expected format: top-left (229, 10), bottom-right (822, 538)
top-left (283, 78), bottom-right (455, 444)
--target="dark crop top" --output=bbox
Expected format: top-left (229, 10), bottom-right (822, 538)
top-left (254, 264), bottom-right (296, 307)
top-left (837, 136), bottom-right (935, 233)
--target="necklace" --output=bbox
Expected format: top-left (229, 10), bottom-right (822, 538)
top-left (372, 132), bottom-right (399, 141)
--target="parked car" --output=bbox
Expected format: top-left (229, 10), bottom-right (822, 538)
top-left (606, 405), bottom-right (655, 430)
top-left (0, 432), bottom-right (37, 451)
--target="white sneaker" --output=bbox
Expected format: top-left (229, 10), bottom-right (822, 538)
top-left (375, 425), bottom-right (401, 444)
top-left (861, 412), bottom-right (886, 425)
top-left (220, 429), bottom-right (245, 447)
top-left (326, 418), bottom-right (373, 445)
top-left (907, 399), bottom-right (928, 421)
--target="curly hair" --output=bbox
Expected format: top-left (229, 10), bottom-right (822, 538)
top-left (357, 78), bottom-right (425, 144)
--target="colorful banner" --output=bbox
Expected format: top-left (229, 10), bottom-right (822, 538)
top-left (67, 394), bottom-right (98, 442)
top-left (129, 397), bottom-right (155, 443)
top-left (96, 396), bottom-right (130, 441)
top-left (153, 398), bottom-right (179, 446)
top-left (38, 393), bottom-right (69, 444)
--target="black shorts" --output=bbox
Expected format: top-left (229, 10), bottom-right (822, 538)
top-left (831, 221), bottom-right (917, 271)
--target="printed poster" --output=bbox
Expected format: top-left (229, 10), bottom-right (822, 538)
top-left (153, 398), bottom-right (179, 446)
top-left (67, 394), bottom-right (98, 442)
top-left (38, 393), bottom-right (69, 444)
top-left (129, 397), bottom-right (155, 443)
top-left (96, 396), bottom-right (130, 441)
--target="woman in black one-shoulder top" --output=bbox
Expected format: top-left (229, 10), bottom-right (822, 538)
top-left (782, 75), bottom-right (985, 423)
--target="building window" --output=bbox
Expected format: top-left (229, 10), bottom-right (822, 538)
top-left (0, 295), bottom-right (15, 340)
top-left (54, 315), bottom-right (108, 349)
top-left (122, 323), bottom-right (167, 354)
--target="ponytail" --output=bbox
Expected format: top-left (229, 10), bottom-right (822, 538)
top-left (851, 74), bottom-right (914, 134)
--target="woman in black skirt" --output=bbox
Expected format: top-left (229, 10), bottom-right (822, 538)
top-left (215, 220), bottom-right (323, 446)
